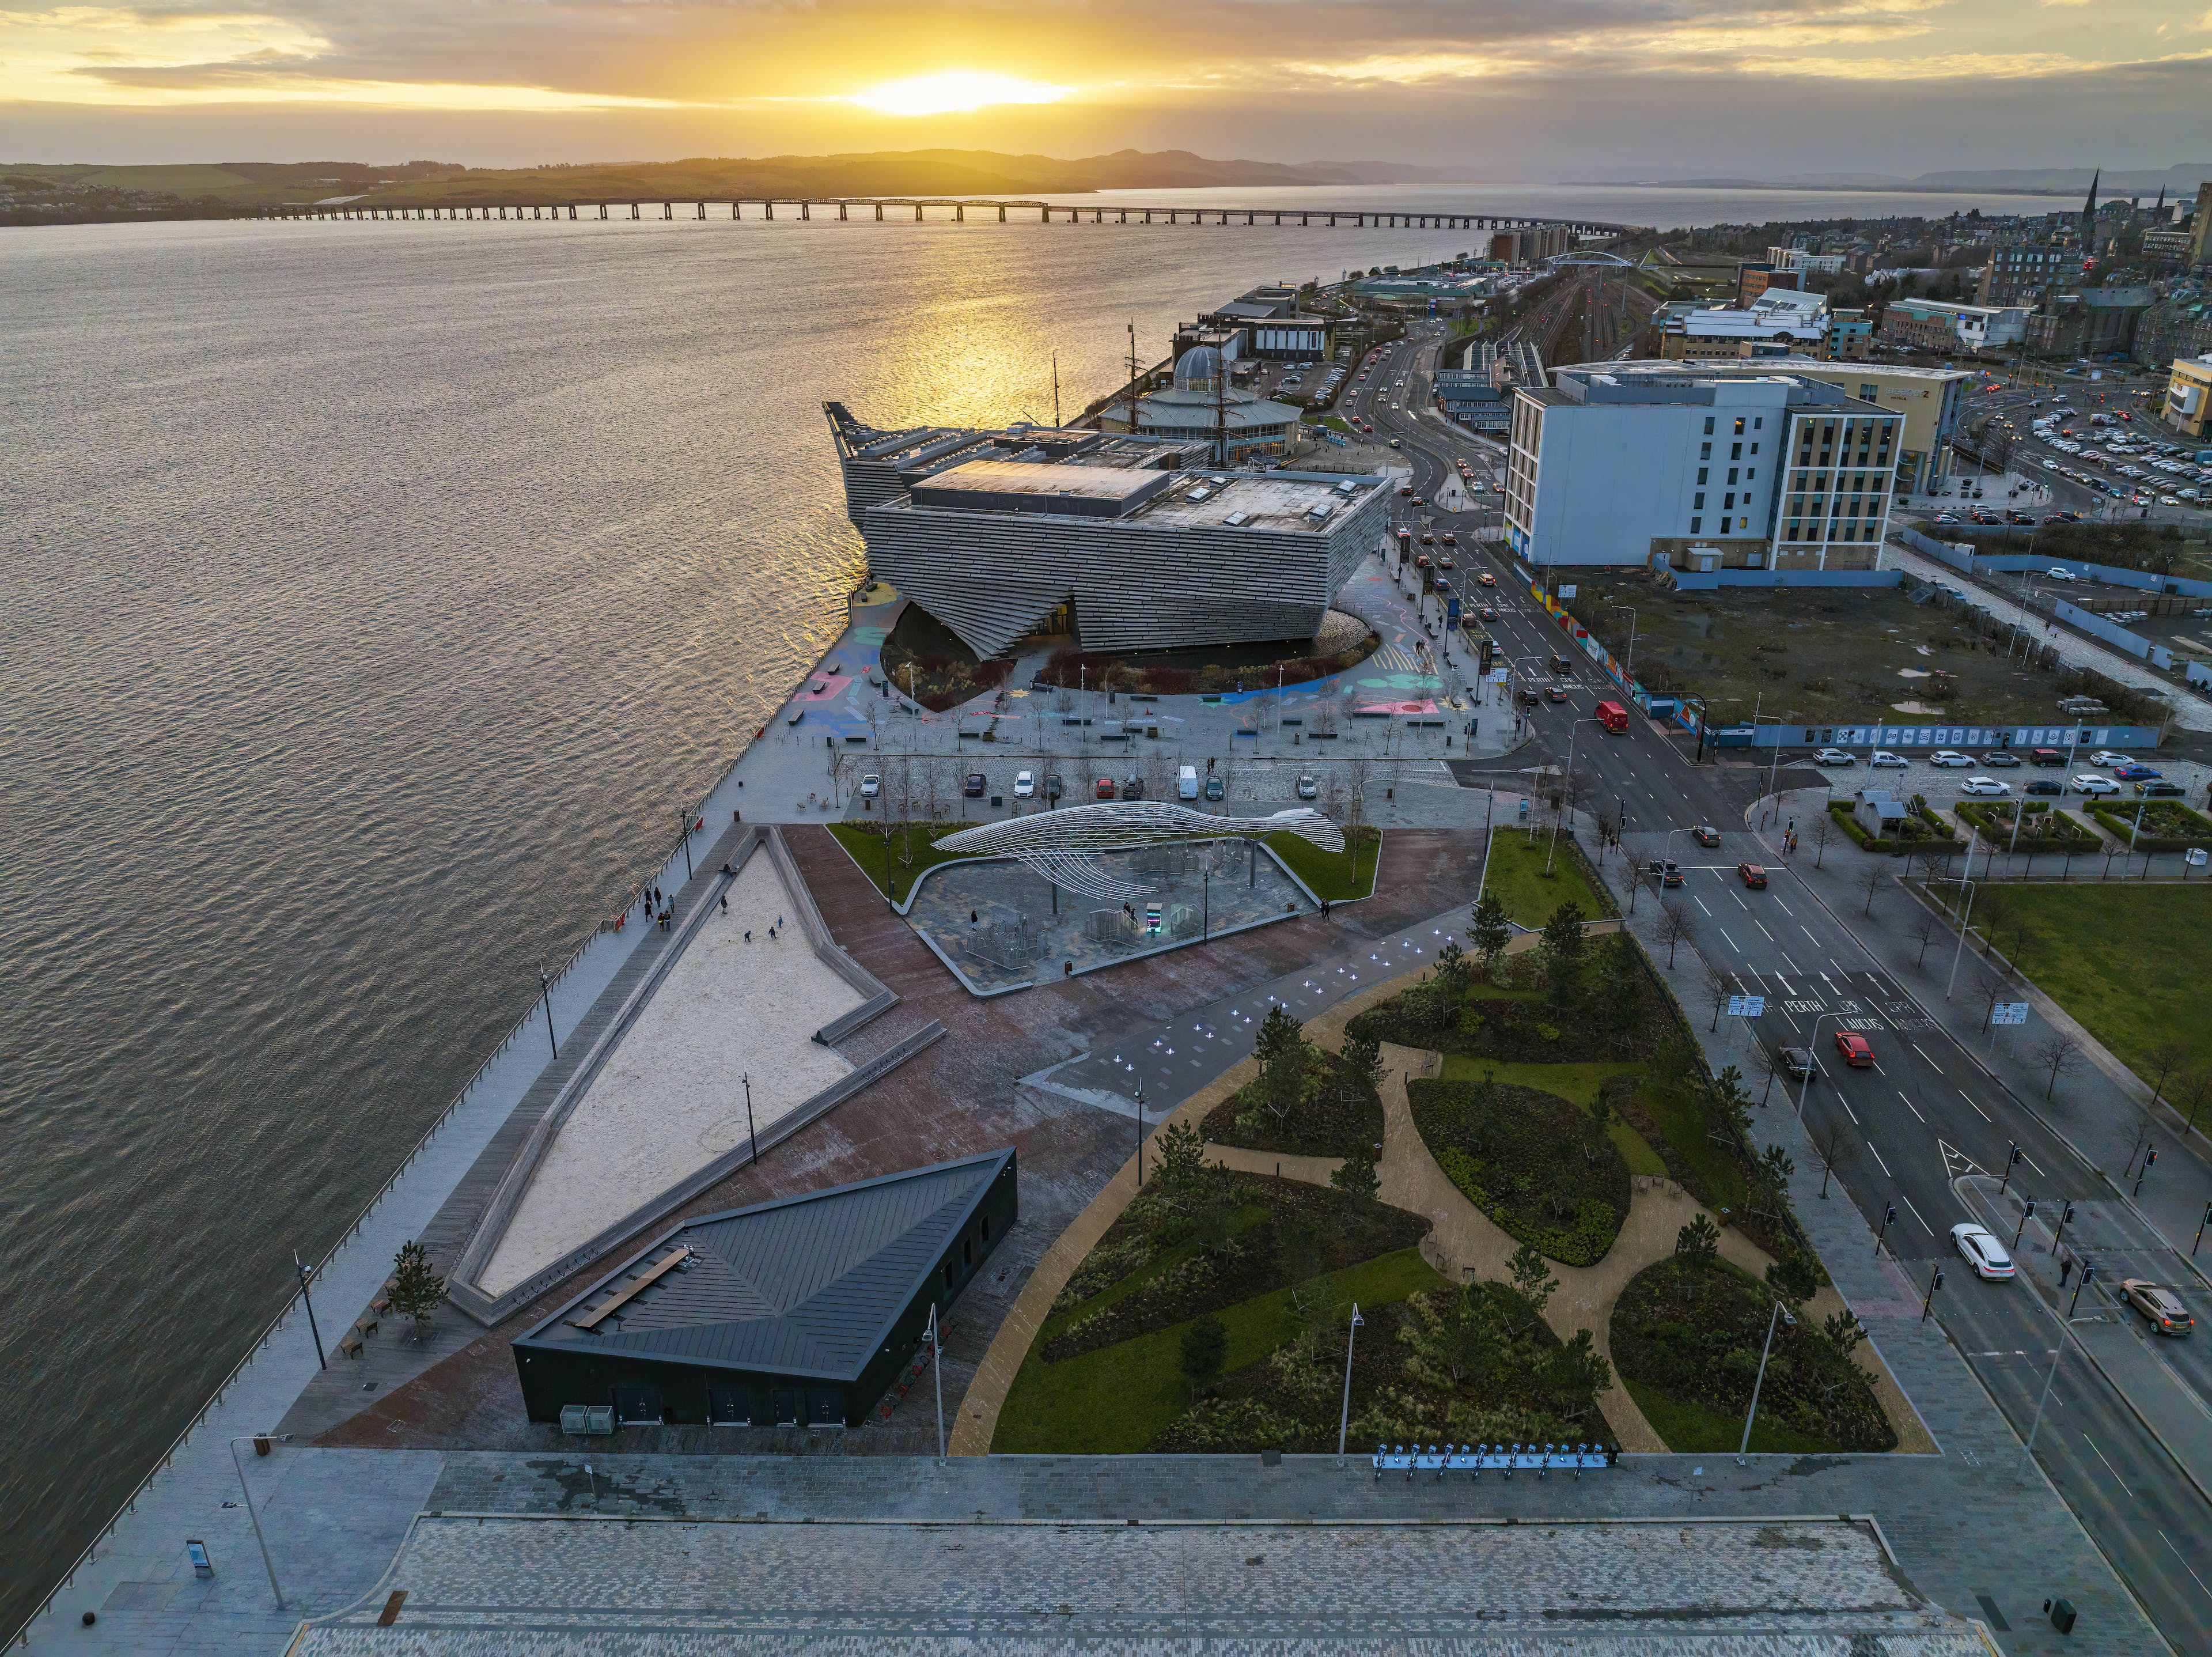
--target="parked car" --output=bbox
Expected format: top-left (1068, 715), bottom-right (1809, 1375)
top-left (1013, 769), bottom-right (1035, 799)
top-left (1930, 750), bottom-right (1972, 767)
top-left (1950, 1223), bottom-right (2016, 1281)
top-left (2046, 566), bottom-right (2077, 581)
top-left (1094, 777), bottom-right (1116, 800)
top-left (1692, 825), bottom-right (1721, 848)
top-left (1870, 750), bottom-right (1909, 768)
top-left (2112, 763), bottom-right (2161, 782)
top-left (1833, 1030), bottom-right (1874, 1068)
top-left (2135, 781), bottom-right (2185, 797)
top-left (1978, 751), bottom-right (2022, 767)
top-left (2119, 1279), bottom-right (2195, 1337)
top-left (2027, 748), bottom-right (2067, 767)
top-left (1205, 775), bottom-right (1225, 801)
top-left (1737, 862), bottom-right (1768, 888)
top-left (1122, 774), bottom-right (1145, 801)
top-left (1647, 858), bottom-right (1684, 887)
top-left (859, 773), bottom-right (881, 798)
top-left (2024, 779), bottom-right (2065, 797)
top-left (2089, 749), bottom-right (2130, 766)
top-left (964, 772), bottom-right (987, 798)
top-left (1960, 777), bottom-right (2012, 796)
top-left (1813, 747), bottom-right (1856, 766)
top-left (2071, 774), bottom-right (2121, 796)
top-left (1778, 1046), bottom-right (1817, 1081)
top-left (1296, 774), bottom-right (1320, 800)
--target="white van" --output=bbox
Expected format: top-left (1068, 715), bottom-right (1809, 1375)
top-left (1179, 765), bottom-right (1200, 801)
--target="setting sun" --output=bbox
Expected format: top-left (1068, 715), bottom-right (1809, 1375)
top-left (847, 69), bottom-right (1068, 118)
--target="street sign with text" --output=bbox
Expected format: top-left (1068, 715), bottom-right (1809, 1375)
top-left (1991, 1002), bottom-right (2029, 1026)
top-left (1727, 995), bottom-right (1766, 1017)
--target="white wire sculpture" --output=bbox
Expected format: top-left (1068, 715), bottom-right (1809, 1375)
top-left (935, 803), bottom-right (1343, 902)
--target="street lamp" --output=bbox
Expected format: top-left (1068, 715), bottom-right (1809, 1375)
top-left (229, 1434), bottom-right (294, 1607)
top-left (1609, 604), bottom-right (1639, 690)
top-left (742, 1072), bottom-right (758, 1167)
top-left (926, 1302), bottom-right (945, 1465)
top-left (1336, 1302), bottom-right (1366, 1463)
top-left (2025, 1308), bottom-right (2106, 1452)
top-left (1796, 1013), bottom-right (1851, 1123)
top-left (293, 1250), bottom-right (325, 1371)
top-left (1545, 716), bottom-right (1605, 876)
top-left (1736, 1298), bottom-right (1797, 1463)
top-left (1132, 1079), bottom-right (1146, 1185)
top-left (539, 964), bottom-right (558, 1062)
top-left (1943, 828), bottom-right (1986, 1000)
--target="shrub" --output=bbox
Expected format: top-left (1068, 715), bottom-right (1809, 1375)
top-left (1408, 1076), bottom-right (1629, 1266)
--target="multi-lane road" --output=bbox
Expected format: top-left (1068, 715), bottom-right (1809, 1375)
top-left (1349, 325), bottom-right (2212, 1646)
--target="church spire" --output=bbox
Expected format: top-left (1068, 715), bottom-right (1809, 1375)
top-left (2080, 168), bottom-right (2100, 251)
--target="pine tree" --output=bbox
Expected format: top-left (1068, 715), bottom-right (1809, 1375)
top-left (1330, 1141), bottom-right (1380, 1202)
top-left (1179, 1314), bottom-right (1227, 1399)
top-left (1340, 1031), bottom-right (1384, 1095)
top-left (1153, 1119), bottom-right (1206, 1191)
top-left (1467, 893), bottom-right (1512, 977)
top-left (387, 1239), bottom-right (446, 1337)
top-left (1508, 1243), bottom-right (1558, 1327)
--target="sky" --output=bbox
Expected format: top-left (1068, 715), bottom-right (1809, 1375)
top-left (1, 0), bottom-right (2206, 175)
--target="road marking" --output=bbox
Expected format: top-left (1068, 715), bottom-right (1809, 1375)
top-left (1694, 895), bottom-right (1713, 916)
top-left (2158, 1530), bottom-right (2212, 1605)
top-left (1911, 1042), bottom-right (1944, 1074)
top-left (1774, 899), bottom-right (1794, 916)
top-left (2082, 1432), bottom-right (2133, 1497)
top-left (1898, 1090), bottom-right (1926, 1123)
top-left (1958, 1088), bottom-right (1993, 1124)
top-left (1868, 1140), bottom-right (1891, 1176)
top-left (1716, 926), bottom-right (1742, 951)
top-left (1899, 1190), bottom-right (1935, 1234)
top-left (1756, 921), bottom-right (1775, 941)
top-left (2018, 1149), bottom-right (2046, 1176)
top-left (1731, 891), bottom-right (1748, 910)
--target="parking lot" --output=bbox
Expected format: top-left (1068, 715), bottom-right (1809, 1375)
top-left (1769, 747), bottom-right (2212, 817)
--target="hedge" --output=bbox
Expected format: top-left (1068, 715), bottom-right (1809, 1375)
top-left (1953, 800), bottom-right (2101, 856)
top-left (2084, 799), bottom-right (2212, 855)
top-left (1828, 800), bottom-right (1959, 858)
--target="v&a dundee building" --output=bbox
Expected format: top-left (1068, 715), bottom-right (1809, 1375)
top-left (825, 399), bottom-right (1391, 659)
top-left (513, 1149), bottom-right (1016, 1430)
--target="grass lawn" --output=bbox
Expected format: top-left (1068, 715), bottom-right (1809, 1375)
top-left (1437, 1056), bottom-right (1666, 1176)
top-left (994, 1248), bottom-right (1447, 1454)
top-left (1482, 831), bottom-right (1609, 927)
top-left (825, 821), bottom-right (981, 899)
top-left (1266, 824), bottom-right (1380, 902)
top-left (1986, 883), bottom-right (2212, 1082)
top-left (1622, 1378), bottom-right (1835, 1455)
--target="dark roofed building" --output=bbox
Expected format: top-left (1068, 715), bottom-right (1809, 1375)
top-left (514, 1148), bottom-right (1017, 1431)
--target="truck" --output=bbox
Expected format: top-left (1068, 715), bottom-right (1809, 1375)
top-left (1178, 765), bottom-right (1199, 801)
top-left (1596, 700), bottom-right (1630, 733)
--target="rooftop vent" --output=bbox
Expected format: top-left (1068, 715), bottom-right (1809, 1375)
top-left (1224, 510), bottom-right (1251, 526)
top-left (1187, 486), bottom-right (1213, 502)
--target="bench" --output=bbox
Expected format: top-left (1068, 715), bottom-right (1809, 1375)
top-left (338, 1333), bottom-right (365, 1360)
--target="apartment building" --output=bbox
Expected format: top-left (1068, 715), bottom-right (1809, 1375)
top-left (1879, 298), bottom-right (2031, 353)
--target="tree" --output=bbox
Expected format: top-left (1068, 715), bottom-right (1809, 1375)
top-left (1908, 908), bottom-right (1943, 970)
top-left (1713, 1064), bottom-right (1755, 1144)
top-left (1537, 899), bottom-right (1588, 1004)
top-left (1673, 1213), bottom-right (1721, 1297)
top-left (1340, 1030), bottom-right (1385, 1096)
top-left (1858, 861), bottom-right (1889, 916)
top-left (1820, 1308), bottom-right (1866, 1361)
top-left (1508, 1243), bottom-right (1558, 1327)
top-left (1467, 891), bottom-right (1512, 975)
top-left (1580, 1093), bottom-right (1616, 1166)
top-left (1753, 1042), bottom-right (1789, 1106)
top-left (1656, 900), bottom-right (1696, 969)
top-left (1153, 1118), bottom-right (1206, 1193)
top-left (2032, 1032), bottom-right (2081, 1101)
top-left (1417, 1288), bottom-right (1503, 1386)
top-left (387, 1239), bottom-right (446, 1338)
top-left (1540, 1328), bottom-right (1613, 1419)
top-left (1705, 960), bottom-right (1733, 1032)
top-left (1433, 937), bottom-right (1472, 996)
top-left (1331, 1142), bottom-right (1380, 1202)
top-left (1766, 1249), bottom-right (1819, 1308)
top-left (1810, 812), bottom-right (1836, 869)
top-left (1276, 1212), bottom-right (1327, 1293)
top-left (1254, 1002), bottom-right (1303, 1079)
top-left (1179, 1314), bottom-right (1228, 1400)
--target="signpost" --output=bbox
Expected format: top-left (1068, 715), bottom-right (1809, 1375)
top-left (1726, 994), bottom-right (1766, 1019)
top-left (1991, 1003), bottom-right (2029, 1026)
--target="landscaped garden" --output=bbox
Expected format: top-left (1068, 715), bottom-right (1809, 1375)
top-left (1407, 1069), bottom-right (1630, 1265)
top-left (2082, 798), bottom-right (2212, 854)
top-left (1479, 830), bottom-right (1613, 928)
top-left (993, 1123), bottom-right (1615, 1454)
top-left (1201, 1008), bottom-right (1385, 1158)
top-left (1828, 795), bottom-right (1960, 856)
top-left (1609, 1221), bottom-right (1895, 1454)
top-left (1950, 800), bottom-right (2100, 857)
top-left (827, 820), bottom-right (982, 899)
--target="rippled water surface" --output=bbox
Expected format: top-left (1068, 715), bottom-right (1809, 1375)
top-left (0, 180), bottom-right (2078, 1625)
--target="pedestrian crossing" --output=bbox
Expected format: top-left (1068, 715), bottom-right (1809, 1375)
top-left (1374, 645), bottom-right (1429, 674)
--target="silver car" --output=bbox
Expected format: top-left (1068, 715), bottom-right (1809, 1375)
top-left (1296, 774), bottom-right (1320, 800)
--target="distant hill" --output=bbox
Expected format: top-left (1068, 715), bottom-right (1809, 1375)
top-left (1594, 165), bottom-right (2212, 198)
top-left (0, 149), bottom-right (1469, 212)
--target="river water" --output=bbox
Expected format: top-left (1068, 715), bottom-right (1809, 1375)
top-left (0, 179), bottom-right (2078, 1624)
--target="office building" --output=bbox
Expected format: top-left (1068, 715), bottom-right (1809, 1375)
top-left (1878, 298), bottom-right (2031, 353)
top-left (1659, 292), bottom-right (1830, 360)
top-left (2142, 226), bottom-right (2196, 266)
top-left (1827, 308), bottom-right (1874, 361)
top-left (2165, 355), bottom-right (2212, 441)
top-left (1766, 247), bottom-right (1847, 277)
top-left (827, 397), bottom-right (1389, 657)
top-left (1503, 365), bottom-right (1901, 572)
top-left (1200, 287), bottom-right (1331, 360)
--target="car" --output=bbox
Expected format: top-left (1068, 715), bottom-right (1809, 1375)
top-left (1541, 684), bottom-right (1567, 703)
top-left (1930, 750), bottom-right (1972, 767)
top-left (1737, 861), bottom-right (1767, 888)
top-left (1813, 747), bottom-right (1856, 766)
top-left (1438, 555), bottom-right (1455, 569)
top-left (1692, 825), bottom-right (1721, 848)
top-left (1296, 774), bottom-right (1320, 800)
top-left (2028, 747), bottom-right (2067, 767)
top-left (1950, 1223), bottom-right (2016, 1281)
top-left (1122, 774), bottom-right (1145, 801)
top-left (1978, 751), bottom-right (2022, 767)
top-left (1516, 688), bottom-right (1542, 709)
top-left (2024, 778), bottom-right (2065, 797)
top-left (1647, 858), bottom-right (1684, 887)
top-left (2046, 566), bottom-right (2076, 581)
top-left (2071, 774), bottom-right (2121, 796)
top-left (1205, 775), bottom-right (1225, 801)
top-left (1870, 750), bottom-right (1909, 768)
top-left (1478, 604), bottom-right (1499, 622)
top-left (2119, 1279), bottom-right (2195, 1337)
top-left (1778, 1046), bottom-right (1818, 1081)
top-left (1045, 774), bottom-right (1064, 801)
top-left (1932, 513), bottom-right (1963, 524)
top-left (1094, 777), bottom-right (1116, 800)
top-left (1834, 1030), bottom-right (1874, 1068)
top-left (964, 772), bottom-right (987, 798)
top-left (1415, 554), bottom-right (1431, 570)
top-left (2136, 780), bottom-right (2185, 797)
top-left (1960, 777), bottom-right (2011, 796)
top-left (1013, 769), bottom-right (1035, 799)
top-left (858, 773), bottom-right (882, 799)
top-left (2088, 749), bottom-right (2130, 766)
top-left (1478, 572), bottom-right (1497, 588)
top-left (2112, 763), bottom-right (2161, 782)
top-left (1548, 654), bottom-right (1574, 675)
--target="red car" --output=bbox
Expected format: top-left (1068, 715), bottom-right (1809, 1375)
top-left (1094, 777), bottom-right (1116, 800)
top-left (1737, 862), bottom-right (1767, 888)
top-left (1834, 1031), bottom-right (1874, 1068)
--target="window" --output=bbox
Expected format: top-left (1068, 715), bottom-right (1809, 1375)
top-left (1693, 493), bottom-right (1705, 509)
top-left (1696, 467), bottom-right (1709, 485)
top-left (1753, 417), bottom-right (1763, 430)
top-left (1690, 517), bottom-right (1702, 533)
top-left (1859, 384), bottom-right (1878, 400)
top-left (963, 1237), bottom-right (974, 1266)
top-left (1727, 468), bottom-right (1738, 485)
top-left (1730, 443), bottom-right (1743, 460)
top-left (1703, 417), bottom-right (1715, 434)
top-left (1700, 442), bottom-right (1712, 460)
top-left (1749, 443), bottom-right (1759, 455)
top-left (1721, 517), bottom-right (1732, 532)
top-left (1733, 418), bottom-right (1745, 435)
top-left (1723, 493), bottom-right (1735, 509)
top-left (1746, 468), bottom-right (1755, 481)
top-left (980, 1214), bottom-right (990, 1242)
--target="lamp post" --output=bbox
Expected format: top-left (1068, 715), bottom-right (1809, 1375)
top-left (742, 1073), bottom-right (758, 1166)
top-left (927, 1302), bottom-right (945, 1465)
top-left (293, 1250), bottom-right (325, 1371)
top-left (2026, 1310), bottom-right (2104, 1452)
top-left (539, 964), bottom-right (558, 1062)
top-left (677, 807), bottom-right (694, 881)
top-left (1608, 604), bottom-right (1639, 690)
top-left (1797, 1013), bottom-right (1851, 1124)
top-left (1336, 1302), bottom-right (1366, 1463)
top-left (1737, 1299), bottom-right (1797, 1463)
top-left (1944, 830), bottom-right (1984, 1001)
top-left (229, 1435), bottom-right (294, 1608)
top-left (1545, 717), bottom-right (1604, 876)
top-left (1133, 1079), bottom-right (1146, 1186)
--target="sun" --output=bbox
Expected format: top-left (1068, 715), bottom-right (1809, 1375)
top-left (848, 70), bottom-right (1067, 117)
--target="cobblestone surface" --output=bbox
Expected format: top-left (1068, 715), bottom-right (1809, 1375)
top-left (295, 1512), bottom-right (1983, 1655)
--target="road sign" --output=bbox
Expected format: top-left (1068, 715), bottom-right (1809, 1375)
top-left (1991, 1002), bottom-right (2029, 1026)
top-left (1557, 584), bottom-right (1578, 598)
top-left (1726, 995), bottom-right (1766, 1017)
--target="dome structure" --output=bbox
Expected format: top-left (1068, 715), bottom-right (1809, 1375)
top-left (1172, 346), bottom-right (1221, 394)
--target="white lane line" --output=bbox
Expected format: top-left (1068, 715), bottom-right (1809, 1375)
top-left (1838, 1094), bottom-right (1860, 1125)
top-left (1718, 927), bottom-right (1741, 952)
top-left (2082, 1433), bottom-right (2134, 1499)
top-left (1802, 926), bottom-right (1820, 946)
top-left (1756, 921), bottom-right (1775, 941)
top-left (1898, 1090), bottom-right (1926, 1123)
top-left (1732, 891), bottom-right (1749, 910)
top-left (1868, 1140), bottom-right (1892, 1176)
top-left (1899, 1190), bottom-right (1935, 1235)
top-left (1958, 1088), bottom-right (1993, 1124)
top-left (1911, 1043), bottom-right (1944, 1075)
top-left (2158, 1530), bottom-right (2212, 1606)
top-left (1774, 899), bottom-right (1794, 917)
top-left (2019, 1149), bottom-right (2046, 1176)
top-left (1694, 895), bottom-right (1713, 915)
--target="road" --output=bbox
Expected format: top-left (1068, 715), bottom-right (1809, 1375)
top-left (1350, 347), bottom-right (2212, 1647)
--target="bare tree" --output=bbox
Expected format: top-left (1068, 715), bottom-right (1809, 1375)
top-left (1753, 1042), bottom-right (1790, 1106)
top-left (2031, 1032), bottom-right (2081, 1102)
top-left (1705, 960), bottom-right (1733, 1032)
top-left (1907, 907), bottom-right (1944, 969)
top-left (1343, 756), bottom-right (1373, 838)
top-left (1656, 901), bottom-right (1697, 969)
top-left (2128, 1041), bottom-right (2194, 1173)
top-left (1858, 861), bottom-right (1889, 916)
top-left (2175, 1068), bottom-right (2212, 1143)
top-left (1810, 812), bottom-right (1836, 869)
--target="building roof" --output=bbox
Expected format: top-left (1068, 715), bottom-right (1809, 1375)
top-left (514, 1149), bottom-right (1016, 1382)
top-left (910, 459), bottom-right (1171, 515)
top-left (1139, 471), bottom-right (1385, 532)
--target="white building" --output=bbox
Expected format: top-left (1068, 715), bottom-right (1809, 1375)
top-left (1660, 292), bottom-right (1831, 360)
top-left (1503, 366), bottom-right (1903, 572)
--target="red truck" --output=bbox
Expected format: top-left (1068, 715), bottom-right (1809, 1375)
top-left (1596, 700), bottom-right (1630, 733)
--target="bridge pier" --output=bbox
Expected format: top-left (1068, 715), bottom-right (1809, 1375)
top-left (629, 203), bottom-right (639, 219)
top-left (875, 203), bottom-right (884, 220)
top-left (1301, 213), bottom-right (1310, 226)
top-left (800, 200), bottom-right (811, 220)
top-left (838, 202), bottom-right (847, 220)
top-left (953, 203), bottom-right (963, 222)
top-left (913, 203), bottom-right (922, 221)
top-left (1093, 208), bottom-right (1101, 224)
